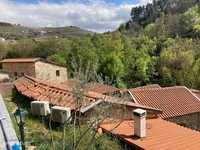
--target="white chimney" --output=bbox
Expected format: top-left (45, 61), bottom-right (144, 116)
top-left (133, 109), bottom-right (146, 138)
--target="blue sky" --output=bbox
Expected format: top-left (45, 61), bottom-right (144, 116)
top-left (0, 0), bottom-right (151, 32)
top-left (14, 0), bottom-right (140, 5)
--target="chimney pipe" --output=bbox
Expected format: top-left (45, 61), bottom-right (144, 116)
top-left (133, 109), bottom-right (146, 138)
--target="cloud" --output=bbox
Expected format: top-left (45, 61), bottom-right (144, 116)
top-left (0, 0), bottom-right (152, 32)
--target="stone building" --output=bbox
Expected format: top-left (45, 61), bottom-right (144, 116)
top-left (0, 58), bottom-right (67, 82)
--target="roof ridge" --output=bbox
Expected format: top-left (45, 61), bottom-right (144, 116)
top-left (131, 86), bottom-right (187, 92)
top-left (0, 57), bottom-right (40, 62)
top-left (21, 76), bottom-right (106, 99)
top-left (1, 57), bottom-right (40, 59)
top-left (184, 86), bottom-right (200, 102)
top-left (24, 75), bottom-right (71, 92)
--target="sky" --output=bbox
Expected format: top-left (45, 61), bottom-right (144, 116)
top-left (0, 0), bottom-right (152, 32)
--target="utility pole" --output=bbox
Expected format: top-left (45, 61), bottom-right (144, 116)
top-left (19, 111), bottom-right (25, 150)
top-left (14, 108), bottom-right (26, 150)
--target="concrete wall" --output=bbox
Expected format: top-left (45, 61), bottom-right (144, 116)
top-left (2, 62), bottom-right (35, 80)
top-left (35, 61), bottom-right (67, 82)
top-left (168, 112), bottom-right (200, 131)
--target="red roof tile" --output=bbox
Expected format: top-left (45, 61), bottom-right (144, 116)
top-left (0, 58), bottom-right (66, 67)
top-left (14, 76), bottom-right (161, 114)
top-left (100, 118), bottom-right (200, 150)
top-left (86, 82), bottom-right (121, 95)
top-left (14, 76), bottom-right (103, 112)
top-left (130, 86), bottom-right (200, 118)
top-left (62, 80), bottom-right (122, 96)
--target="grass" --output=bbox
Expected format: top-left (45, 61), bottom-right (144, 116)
top-left (4, 95), bottom-right (63, 148)
top-left (3, 91), bottom-right (122, 150)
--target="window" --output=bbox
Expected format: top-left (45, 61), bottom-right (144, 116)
top-left (14, 72), bottom-right (18, 80)
top-left (56, 70), bottom-right (60, 77)
top-left (21, 73), bottom-right (25, 76)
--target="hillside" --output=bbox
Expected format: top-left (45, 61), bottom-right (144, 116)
top-left (119, 0), bottom-right (200, 37)
top-left (0, 22), bottom-right (93, 40)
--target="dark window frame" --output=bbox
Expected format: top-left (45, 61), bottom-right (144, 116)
top-left (21, 72), bottom-right (25, 76)
top-left (0, 63), bottom-right (2, 69)
top-left (56, 70), bottom-right (60, 77)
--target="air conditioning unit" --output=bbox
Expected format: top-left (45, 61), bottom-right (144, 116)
top-left (31, 101), bottom-right (50, 116)
top-left (51, 106), bottom-right (71, 124)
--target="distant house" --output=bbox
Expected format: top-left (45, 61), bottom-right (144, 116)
top-left (129, 86), bottom-right (200, 131)
top-left (0, 58), bottom-right (68, 82)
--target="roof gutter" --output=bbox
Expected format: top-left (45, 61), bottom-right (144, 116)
top-left (80, 100), bottom-right (104, 113)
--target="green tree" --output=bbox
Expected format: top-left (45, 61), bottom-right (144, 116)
top-left (181, 5), bottom-right (200, 36)
top-left (124, 34), bottom-right (157, 87)
top-left (192, 58), bottom-right (200, 88)
top-left (159, 38), bottom-right (195, 87)
top-left (32, 39), bottom-right (61, 58)
top-left (99, 51), bottom-right (125, 87)
top-left (66, 36), bottom-right (98, 80)
top-left (47, 54), bottom-right (66, 66)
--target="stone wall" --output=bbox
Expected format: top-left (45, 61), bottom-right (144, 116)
top-left (168, 112), bottom-right (200, 131)
top-left (2, 62), bottom-right (35, 80)
top-left (35, 61), bottom-right (67, 82)
top-left (83, 103), bottom-right (159, 122)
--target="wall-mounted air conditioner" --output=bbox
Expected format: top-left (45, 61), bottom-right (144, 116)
top-left (51, 106), bottom-right (71, 124)
top-left (31, 101), bottom-right (50, 116)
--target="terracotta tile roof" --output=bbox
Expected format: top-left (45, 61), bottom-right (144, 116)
top-left (100, 118), bottom-right (200, 150)
top-left (13, 76), bottom-right (103, 112)
top-left (14, 76), bottom-right (162, 114)
top-left (62, 81), bottom-right (121, 96)
top-left (0, 58), bottom-right (40, 63)
top-left (86, 82), bottom-right (121, 95)
top-left (130, 86), bottom-right (200, 119)
top-left (61, 80), bottom-right (77, 89)
top-left (0, 58), bottom-right (66, 68)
